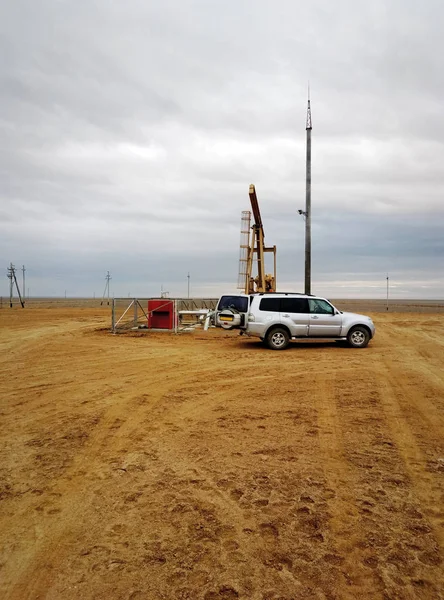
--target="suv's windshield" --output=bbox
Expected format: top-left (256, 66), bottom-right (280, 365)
top-left (217, 295), bottom-right (249, 312)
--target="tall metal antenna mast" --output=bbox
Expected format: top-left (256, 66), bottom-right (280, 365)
top-left (305, 86), bottom-right (312, 295)
top-left (101, 271), bottom-right (111, 305)
top-left (187, 272), bottom-right (190, 299)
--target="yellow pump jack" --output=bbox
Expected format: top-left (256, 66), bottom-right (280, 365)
top-left (241, 184), bottom-right (277, 294)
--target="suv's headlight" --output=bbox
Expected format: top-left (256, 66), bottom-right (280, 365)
top-left (248, 313), bottom-right (255, 322)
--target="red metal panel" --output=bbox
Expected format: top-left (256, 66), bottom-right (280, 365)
top-left (147, 300), bottom-right (174, 329)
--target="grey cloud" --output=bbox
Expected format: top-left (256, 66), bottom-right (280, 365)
top-left (1, 0), bottom-right (443, 298)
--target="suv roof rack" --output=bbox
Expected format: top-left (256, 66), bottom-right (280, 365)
top-left (253, 292), bottom-right (315, 297)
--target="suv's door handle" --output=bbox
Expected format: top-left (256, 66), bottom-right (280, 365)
top-left (311, 316), bottom-right (319, 319)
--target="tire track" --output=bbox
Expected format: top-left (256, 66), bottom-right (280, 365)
top-left (313, 370), bottom-right (385, 599)
top-left (377, 360), bottom-right (444, 547)
top-left (6, 376), bottom-right (174, 600)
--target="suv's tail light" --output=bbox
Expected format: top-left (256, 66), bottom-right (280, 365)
top-left (248, 313), bottom-right (255, 322)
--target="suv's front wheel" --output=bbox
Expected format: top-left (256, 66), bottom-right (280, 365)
top-left (266, 327), bottom-right (290, 350)
top-left (347, 326), bottom-right (370, 348)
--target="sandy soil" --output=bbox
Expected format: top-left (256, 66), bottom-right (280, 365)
top-left (0, 305), bottom-right (443, 599)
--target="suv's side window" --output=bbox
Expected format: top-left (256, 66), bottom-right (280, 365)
top-left (308, 299), bottom-right (334, 315)
top-left (259, 297), bottom-right (280, 312)
top-left (281, 298), bottom-right (309, 313)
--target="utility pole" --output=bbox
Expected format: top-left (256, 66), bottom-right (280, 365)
top-left (22, 265), bottom-right (26, 304)
top-left (386, 274), bottom-right (389, 311)
top-left (7, 263), bottom-right (25, 308)
top-left (14, 269), bottom-right (24, 307)
top-left (187, 272), bottom-right (190, 299)
top-left (101, 271), bottom-right (111, 305)
top-left (305, 89), bottom-right (312, 295)
top-left (8, 263), bottom-right (13, 307)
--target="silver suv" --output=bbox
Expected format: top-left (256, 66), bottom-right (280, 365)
top-left (215, 293), bottom-right (375, 350)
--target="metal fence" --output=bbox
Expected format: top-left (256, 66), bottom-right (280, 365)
top-left (111, 297), bottom-right (219, 334)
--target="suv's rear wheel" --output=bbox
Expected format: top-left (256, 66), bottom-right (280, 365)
top-left (347, 326), bottom-right (370, 348)
top-left (266, 327), bottom-right (290, 350)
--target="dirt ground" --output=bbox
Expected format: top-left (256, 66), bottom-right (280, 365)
top-left (0, 303), bottom-right (443, 600)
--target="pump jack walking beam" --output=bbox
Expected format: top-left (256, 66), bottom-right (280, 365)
top-left (246, 185), bottom-right (276, 294)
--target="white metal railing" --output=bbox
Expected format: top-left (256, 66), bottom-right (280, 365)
top-left (111, 298), bottom-right (218, 334)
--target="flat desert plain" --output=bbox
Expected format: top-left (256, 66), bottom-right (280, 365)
top-left (0, 302), bottom-right (443, 600)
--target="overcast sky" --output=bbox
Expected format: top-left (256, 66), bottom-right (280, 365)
top-left (1, 0), bottom-right (443, 299)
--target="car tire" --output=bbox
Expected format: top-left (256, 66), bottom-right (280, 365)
top-left (347, 326), bottom-right (370, 348)
top-left (266, 327), bottom-right (290, 350)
